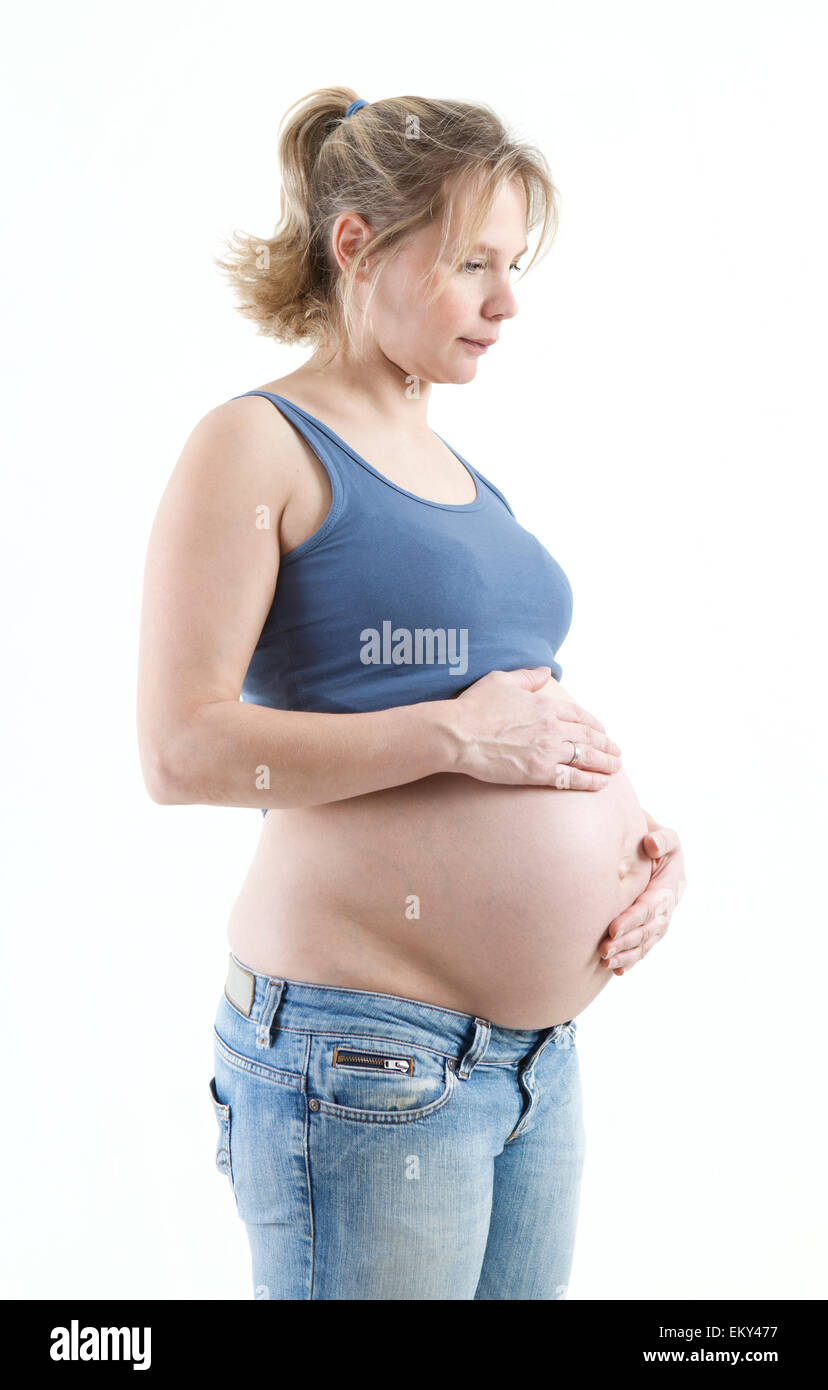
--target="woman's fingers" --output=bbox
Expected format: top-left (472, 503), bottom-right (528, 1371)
top-left (600, 888), bottom-right (676, 970)
top-left (607, 926), bottom-right (663, 973)
top-left (643, 824), bottom-right (680, 858)
top-left (556, 720), bottom-right (623, 775)
top-left (602, 925), bottom-right (650, 972)
top-left (602, 922), bottom-right (658, 973)
top-left (553, 702), bottom-right (619, 751)
top-left (554, 762), bottom-right (617, 791)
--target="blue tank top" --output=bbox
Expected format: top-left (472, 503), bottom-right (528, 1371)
top-left (229, 391), bottom-right (573, 815)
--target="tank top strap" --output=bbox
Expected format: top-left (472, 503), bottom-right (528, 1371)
top-left (229, 389), bottom-right (353, 508)
top-left (470, 466), bottom-right (515, 517)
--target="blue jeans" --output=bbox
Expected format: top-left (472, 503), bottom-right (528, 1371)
top-left (209, 952), bottom-right (586, 1300)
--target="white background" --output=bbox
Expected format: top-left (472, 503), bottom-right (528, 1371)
top-left (2, 0), bottom-right (825, 1300)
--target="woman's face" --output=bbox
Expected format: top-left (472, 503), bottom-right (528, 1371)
top-left (338, 179), bottom-right (527, 386)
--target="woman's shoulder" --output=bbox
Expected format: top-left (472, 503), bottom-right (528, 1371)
top-left (174, 387), bottom-right (313, 521)
top-left (201, 382), bottom-right (312, 457)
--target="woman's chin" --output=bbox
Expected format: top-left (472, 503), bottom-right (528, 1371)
top-left (429, 360), bottom-right (480, 385)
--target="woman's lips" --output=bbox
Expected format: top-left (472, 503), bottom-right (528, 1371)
top-left (458, 338), bottom-right (493, 354)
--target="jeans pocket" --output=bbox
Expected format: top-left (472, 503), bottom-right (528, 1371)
top-left (208, 1075), bottom-right (234, 1184)
top-left (310, 1036), bottom-right (458, 1124)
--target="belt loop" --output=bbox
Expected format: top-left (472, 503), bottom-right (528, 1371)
top-left (256, 978), bottom-right (285, 1049)
top-left (457, 1017), bottom-right (492, 1080)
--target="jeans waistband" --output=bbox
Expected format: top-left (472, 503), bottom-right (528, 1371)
top-left (223, 952), bottom-right (575, 1071)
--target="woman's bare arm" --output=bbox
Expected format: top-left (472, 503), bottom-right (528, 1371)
top-left (136, 398), bottom-right (462, 810)
top-left (159, 697), bottom-right (459, 809)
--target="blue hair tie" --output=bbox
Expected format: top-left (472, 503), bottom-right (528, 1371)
top-left (344, 98), bottom-right (369, 118)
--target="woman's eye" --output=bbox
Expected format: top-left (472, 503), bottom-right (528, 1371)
top-left (461, 260), bottom-right (523, 274)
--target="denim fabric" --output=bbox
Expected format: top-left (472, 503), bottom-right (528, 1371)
top-left (209, 953), bottom-right (586, 1300)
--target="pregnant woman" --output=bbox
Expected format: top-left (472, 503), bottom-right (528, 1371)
top-left (137, 88), bottom-right (686, 1300)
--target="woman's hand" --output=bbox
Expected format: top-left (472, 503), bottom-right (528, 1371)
top-left (599, 824), bottom-right (687, 974)
top-left (450, 666), bottom-right (624, 791)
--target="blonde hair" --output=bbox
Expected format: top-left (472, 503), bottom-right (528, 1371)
top-left (214, 86), bottom-right (560, 360)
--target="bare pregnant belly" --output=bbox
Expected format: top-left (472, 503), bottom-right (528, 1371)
top-left (226, 766), bottom-right (652, 1029)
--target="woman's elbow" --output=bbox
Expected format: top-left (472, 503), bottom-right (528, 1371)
top-left (138, 736), bottom-right (191, 805)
